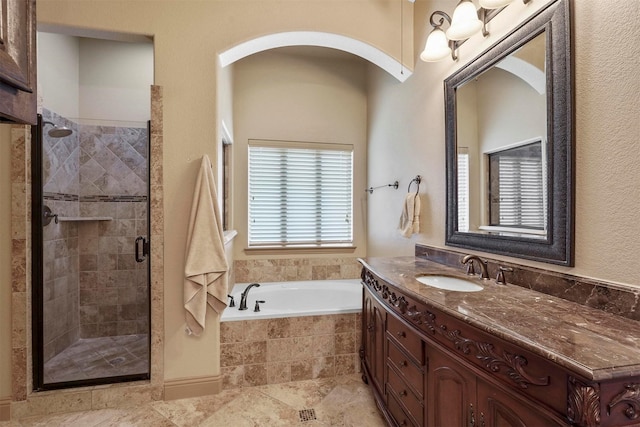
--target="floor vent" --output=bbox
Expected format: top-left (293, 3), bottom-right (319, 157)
top-left (299, 408), bottom-right (317, 422)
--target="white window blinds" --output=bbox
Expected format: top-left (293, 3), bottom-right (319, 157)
top-left (457, 149), bottom-right (470, 233)
top-left (489, 141), bottom-right (545, 229)
top-left (248, 140), bottom-right (353, 247)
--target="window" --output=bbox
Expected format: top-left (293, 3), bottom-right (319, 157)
top-left (248, 140), bottom-right (353, 247)
top-left (488, 141), bottom-right (545, 230)
top-left (457, 148), bottom-right (470, 232)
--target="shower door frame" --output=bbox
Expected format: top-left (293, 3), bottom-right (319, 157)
top-left (31, 114), bottom-right (152, 391)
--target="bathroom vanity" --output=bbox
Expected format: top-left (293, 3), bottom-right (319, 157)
top-left (359, 256), bottom-right (640, 427)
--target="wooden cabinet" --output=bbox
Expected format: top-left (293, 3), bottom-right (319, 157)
top-left (429, 343), bottom-right (564, 427)
top-left (362, 284), bottom-right (386, 393)
top-left (360, 267), bottom-right (574, 427)
top-left (0, 0), bottom-right (37, 124)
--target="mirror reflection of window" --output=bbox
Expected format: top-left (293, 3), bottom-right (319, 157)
top-left (457, 147), bottom-right (470, 232)
top-left (487, 140), bottom-right (545, 230)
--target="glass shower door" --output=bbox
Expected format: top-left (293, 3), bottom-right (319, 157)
top-left (33, 112), bottom-right (151, 390)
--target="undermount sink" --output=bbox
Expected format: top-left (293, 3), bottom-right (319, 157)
top-left (416, 275), bottom-right (484, 292)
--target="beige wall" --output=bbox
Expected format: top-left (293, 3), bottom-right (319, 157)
top-left (37, 32), bottom-right (80, 118)
top-left (78, 38), bottom-right (153, 123)
top-left (367, 0), bottom-right (640, 287)
top-left (232, 48), bottom-right (368, 260)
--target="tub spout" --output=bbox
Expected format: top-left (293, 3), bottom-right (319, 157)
top-left (239, 283), bottom-right (260, 310)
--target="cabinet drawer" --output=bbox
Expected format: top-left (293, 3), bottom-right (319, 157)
top-left (387, 314), bottom-right (424, 364)
top-left (387, 365), bottom-right (424, 426)
top-left (388, 338), bottom-right (424, 398)
top-left (387, 389), bottom-right (418, 427)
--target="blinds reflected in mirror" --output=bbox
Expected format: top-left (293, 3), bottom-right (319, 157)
top-left (489, 140), bottom-right (545, 230)
top-left (457, 148), bottom-right (470, 233)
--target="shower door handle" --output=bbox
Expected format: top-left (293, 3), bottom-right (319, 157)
top-left (135, 236), bottom-right (150, 263)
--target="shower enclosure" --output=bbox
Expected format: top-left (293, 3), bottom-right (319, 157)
top-left (32, 109), bottom-right (151, 389)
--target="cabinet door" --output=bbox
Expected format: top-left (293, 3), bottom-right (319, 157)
top-left (0, 0), bottom-right (37, 124)
top-left (476, 378), bottom-right (566, 427)
top-left (428, 346), bottom-right (476, 427)
top-left (362, 289), bottom-right (386, 392)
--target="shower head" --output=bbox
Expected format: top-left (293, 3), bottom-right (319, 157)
top-left (42, 120), bottom-right (73, 138)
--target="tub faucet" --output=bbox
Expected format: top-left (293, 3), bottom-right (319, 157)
top-left (239, 283), bottom-right (260, 310)
top-left (461, 255), bottom-right (490, 280)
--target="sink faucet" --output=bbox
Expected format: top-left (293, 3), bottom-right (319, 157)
top-left (461, 255), bottom-right (490, 280)
top-left (239, 283), bottom-right (260, 310)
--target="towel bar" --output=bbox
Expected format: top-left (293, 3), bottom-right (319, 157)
top-left (365, 181), bottom-right (399, 194)
top-left (408, 175), bottom-right (421, 193)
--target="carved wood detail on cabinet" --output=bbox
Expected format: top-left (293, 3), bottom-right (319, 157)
top-left (567, 376), bottom-right (601, 427)
top-left (0, 0), bottom-right (36, 124)
top-left (608, 383), bottom-right (640, 421)
top-left (363, 270), bottom-right (551, 390)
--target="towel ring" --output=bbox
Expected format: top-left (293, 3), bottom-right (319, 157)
top-left (408, 175), bottom-right (421, 193)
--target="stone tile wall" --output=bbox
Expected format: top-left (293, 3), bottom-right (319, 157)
top-left (220, 313), bottom-right (361, 390)
top-left (41, 109), bottom-right (82, 362)
top-left (233, 257), bottom-right (362, 284)
top-left (415, 244), bottom-right (640, 321)
top-left (78, 200), bottom-right (148, 338)
top-left (40, 108), bottom-right (150, 346)
top-left (9, 85), bottom-right (165, 417)
top-left (42, 198), bottom-right (80, 363)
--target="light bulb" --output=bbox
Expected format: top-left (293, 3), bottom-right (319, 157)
top-left (446, 0), bottom-right (483, 41)
top-left (420, 28), bottom-right (451, 62)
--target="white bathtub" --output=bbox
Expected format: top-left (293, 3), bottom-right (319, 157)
top-left (220, 279), bottom-right (363, 321)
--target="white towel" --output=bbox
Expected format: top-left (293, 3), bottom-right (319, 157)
top-left (399, 193), bottom-right (421, 238)
top-left (184, 155), bottom-right (229, 336)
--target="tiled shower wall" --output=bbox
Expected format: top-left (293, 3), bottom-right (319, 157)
top-left (77, 124), bottom-right (149, 338)
top-left (41, 109), bottom-right (149, 357)
top-left (42, 111), bottom-right (81, 362)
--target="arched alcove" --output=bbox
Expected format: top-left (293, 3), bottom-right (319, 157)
top-left (218, 31), bottom-right (412, 82)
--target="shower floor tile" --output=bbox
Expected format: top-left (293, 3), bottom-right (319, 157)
top-left (43, 334), bottom-right (149, 384)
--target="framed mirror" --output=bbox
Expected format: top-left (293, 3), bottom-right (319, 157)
top-left (445, 0), bottom-right (574, 266)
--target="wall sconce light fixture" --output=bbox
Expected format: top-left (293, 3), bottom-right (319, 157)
top-left (420, 0), bottom-right (532, 62)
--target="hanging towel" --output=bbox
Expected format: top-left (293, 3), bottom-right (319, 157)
top-left (398, 193), bottom-right (421, 238)
top-left (184, 155), bottom-right (229, 336)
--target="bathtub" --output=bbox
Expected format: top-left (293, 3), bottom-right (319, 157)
top-left (220, 279), bottom-right (362, 321)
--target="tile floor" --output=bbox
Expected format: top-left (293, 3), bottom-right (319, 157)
top-left (2, 374), bottom-right (386, 426)
top-left (43, 335), bottom-right (149, 383)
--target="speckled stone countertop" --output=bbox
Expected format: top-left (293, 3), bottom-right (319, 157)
top-left (359, 256), bottom-right (640, 382)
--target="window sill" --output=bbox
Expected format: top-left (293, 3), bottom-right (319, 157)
top-left (244, 245), bottom-right (356, 256)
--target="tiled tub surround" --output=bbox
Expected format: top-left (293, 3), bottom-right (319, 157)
top-left (225, 259), bottom-right (363, 389)
top-left (415, 244), bottom-right (640, 321)
top-left (233, 257), bottom-right (363, 284)
top-left (220, 313), bottom-right (361, 390)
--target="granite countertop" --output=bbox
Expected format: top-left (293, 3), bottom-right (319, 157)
top-left (359, 256), bottom-right (640, 382)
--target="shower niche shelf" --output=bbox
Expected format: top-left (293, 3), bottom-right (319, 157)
top-left (58, 216), bottom-right (113, 222)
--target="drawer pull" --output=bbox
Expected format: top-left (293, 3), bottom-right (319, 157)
top-left (367, 324), bottom-right (375, 332)
top-left (399, 390), bottom-right (408, 397)
top-left (400, 360), bottom-right (408, 367)
top-left (400, 420), bottom-right (408, 427)
top-left (396, 331), bottom-right (406, 338)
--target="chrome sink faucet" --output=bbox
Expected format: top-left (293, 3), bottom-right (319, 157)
top-left (461, 255), bottom-right (490, 280)
top-left (239, 283), bottom-right (260, 310)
